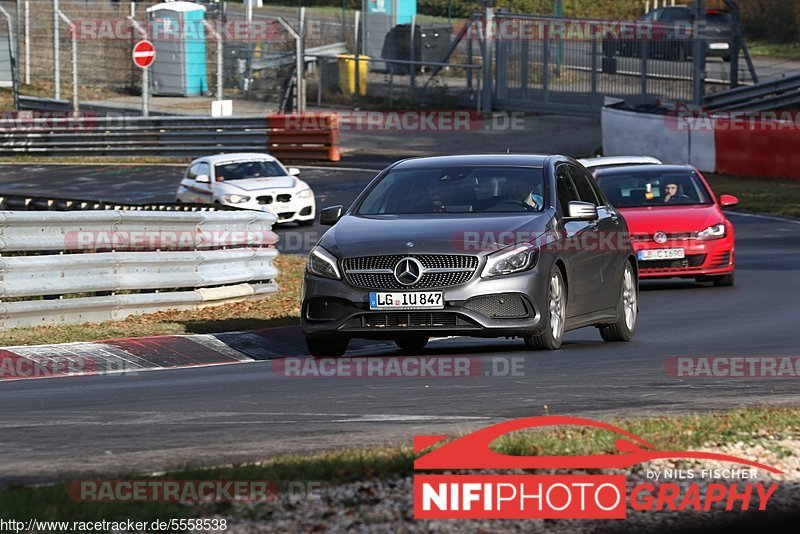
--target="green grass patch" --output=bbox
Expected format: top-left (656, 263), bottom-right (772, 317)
top-left (707, 173), bottom-right (800, 218)
top-left (0, 406), bottom-right (797, 521)
top-left (0, 255), bottom-right (306, 347)
top-left (746, 40), bottom-right (800, 60)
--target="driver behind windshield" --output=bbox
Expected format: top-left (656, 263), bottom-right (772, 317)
top-left (505, 177), bottom-right (544, 210)
top-left (662, 180), bottom-right (691, 203)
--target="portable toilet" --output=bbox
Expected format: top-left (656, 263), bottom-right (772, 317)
top-left (147, 1), bottom-right (208, 96)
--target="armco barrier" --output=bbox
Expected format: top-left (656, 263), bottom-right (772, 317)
top-left (0, 116), bottom-right (269, 157)
top-left (0, 192), bottom-right (236, 212)
top-left (266, 113), bottom-right (340, 162)
top-left (0, 210), bottom-right (280, 329)
top-left (0, 113), bottom-right (345, 161)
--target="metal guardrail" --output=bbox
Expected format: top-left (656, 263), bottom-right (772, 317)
top-left (704, 73), bottom-right (800, 111)
top-left (0, 116), bottom-right (268, 157)
top-left (0, 192), bottom-right (235, 212)
top-left (19, 95), bottom-right (178, 117)
top-left (0, 210), bottom-right (280, 329)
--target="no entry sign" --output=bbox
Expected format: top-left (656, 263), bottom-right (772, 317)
top-left (132, 40), bottom-right (156, 69)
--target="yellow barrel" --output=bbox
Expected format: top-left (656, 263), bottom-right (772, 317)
top-left (337, 54), bottom-right (369, 96)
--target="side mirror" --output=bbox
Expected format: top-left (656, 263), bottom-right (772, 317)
top-left (287, 167), bottom-right (301, 176)
top-left (719, 194), bottom-right (739, 207)
top-left (565, 201), bottom-right (599, 221)
top-left (319, 205), bottom-right (343, 226)
top-left (195, 174), bottom-right (210, 184)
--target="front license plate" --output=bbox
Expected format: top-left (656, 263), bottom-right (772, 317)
top-left (638, 248), bottom-right (685, 261)
top-left (369, 291), bottom-right (444, 310)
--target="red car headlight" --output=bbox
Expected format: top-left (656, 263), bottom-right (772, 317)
top-left (695, 223), bottom-right (726, 240)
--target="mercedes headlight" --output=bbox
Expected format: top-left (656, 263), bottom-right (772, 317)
top-left (696, 223), bottom-right (726, 240)
top-left (481, 242), bottom-right (538, 278)
top-left (297, 189), bottom-right (313, 199)
top-left (223, 194), bottom-right (250, 204)
top-left (307, 246), bottom-right (341, 280)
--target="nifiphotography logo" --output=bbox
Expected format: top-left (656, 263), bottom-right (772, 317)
top-left (413, 416), bottom-right (782, 519)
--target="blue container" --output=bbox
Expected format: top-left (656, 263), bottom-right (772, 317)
top-left (147, 1), bottom-right (208, 96)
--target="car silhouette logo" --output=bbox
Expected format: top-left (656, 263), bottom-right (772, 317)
top-left (395, 257), bottom-right (423, 286)
top-left (413, 416), bottom-right (782, 473)
top-left (653, 231), bottom-right (668, 244)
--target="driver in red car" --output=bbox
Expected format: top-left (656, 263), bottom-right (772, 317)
top-left (663, 180), bottom-right (692, 204)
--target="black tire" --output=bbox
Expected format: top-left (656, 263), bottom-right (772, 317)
top-left (305, 335), bottom-right (349, 357)
top-left (394, 335), bottom-right (429, 352)
top-left (524, 267), bottom-right (566, 350)
top-left (600, 262), bottom-right (637, 342)
top-left (713, 272), bottom-right (735, 287)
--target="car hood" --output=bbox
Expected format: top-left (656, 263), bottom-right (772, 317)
top-left (223, 176), bottom-right (298, 192)
top-left (321, 212), bottom-right (554, 258)
top-left (618, 204), bottom-right (723, 234)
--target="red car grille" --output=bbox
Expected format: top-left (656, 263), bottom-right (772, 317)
top-left (709, 251), bottom-right (732, 267)
top-left (640, 254), bottom-right (707, 272)
top-left (632, 233), bottom-right (696, 243)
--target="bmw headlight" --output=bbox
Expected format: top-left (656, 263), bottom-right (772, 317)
top-left (696, 223), bottom-right (726, 240)
top-left (307, 246), bottom-right (341, 280)
top-left (223, 194), bottom-right (251, 204)
top-left (297, 189), bottom-right (313, 199)
top-left (481, 243), bottom-right (538, 278)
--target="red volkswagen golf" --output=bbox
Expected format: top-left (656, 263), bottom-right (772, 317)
top-left (594, 164), bottom-right (738, 285)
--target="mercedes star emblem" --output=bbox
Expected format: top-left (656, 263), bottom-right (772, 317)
top-left (394, 257), bottom-right (423, 286)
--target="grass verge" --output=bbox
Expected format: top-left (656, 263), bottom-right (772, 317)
top-left (746, 41), bottom-right (800, 60)
top-left (0, 255), bottom-right (306, 347)
top-left (0, 405), bottom-right (797, 522)
top-left (707, 173), bottom-right (800, 218)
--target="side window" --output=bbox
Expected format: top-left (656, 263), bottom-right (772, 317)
top-left (567, 165), bottom-right (600, 205)
top-left (187, 163), bottom-right (201, 179)
top-left (555, 165), bottom-right (580, 214)
top-left (197, 162), bottom-right (210, 179)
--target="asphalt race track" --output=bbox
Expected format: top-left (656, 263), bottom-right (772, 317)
top-left (0, 163), bottom-right (380, 254)
top-left (0, 163), bottom-right (798, 483)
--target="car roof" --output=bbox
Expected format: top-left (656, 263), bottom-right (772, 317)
top-left (194, 153), bottom-right (280, 165)
top-left (578, 156), bottom-right (662, 169)
top-left (391, 154), bottom-right (551, 170)
top-left (594, 164), bottom-right (695, 176)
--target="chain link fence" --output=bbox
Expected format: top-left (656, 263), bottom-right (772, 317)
top-left (0, 2), bottom-right (747, 116)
